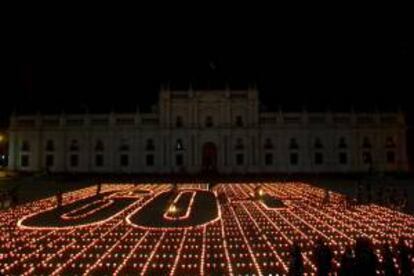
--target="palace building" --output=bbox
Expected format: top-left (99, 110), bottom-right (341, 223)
top-left (7, 88), bottom-right (408, 174)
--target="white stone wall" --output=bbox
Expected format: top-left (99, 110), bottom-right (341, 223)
top-left (8, 89), bottom-right (409, 173)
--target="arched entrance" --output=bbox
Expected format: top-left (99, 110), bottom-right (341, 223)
top-left (202, 142), bottom-right (217, 172)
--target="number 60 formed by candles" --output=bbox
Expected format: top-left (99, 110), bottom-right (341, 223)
top-left (17, 187), bottom-right (220, 231)
top-left (126, 189), bottom-right (221, 231)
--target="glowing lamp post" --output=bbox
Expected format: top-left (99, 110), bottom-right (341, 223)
top-left (168, 203), bottom-right (178, 218)
top-left (0, 134), bottom-right (6, 168)
top-left (255, 186), bottom-right (265, 200)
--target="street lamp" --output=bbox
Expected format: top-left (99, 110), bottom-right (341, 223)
top-left (0, 134), bottom-right (5, 168)
top-left (168, 203), bottom-right (177, 214)
top-left (255, 185), bottom-right (265, 200)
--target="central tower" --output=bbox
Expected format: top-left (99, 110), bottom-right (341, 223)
top-left (158, 85), bottom-right (259, 173)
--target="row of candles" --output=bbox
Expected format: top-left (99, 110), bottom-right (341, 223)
top-left (0, 182), bottom-right (413, 275)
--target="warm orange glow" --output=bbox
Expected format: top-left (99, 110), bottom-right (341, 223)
top-left (0, 182), bottom-right (411, 275)
top-left (168, 203), bottom-right (178, 214)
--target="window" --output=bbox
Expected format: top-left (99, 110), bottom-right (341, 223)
top-left (386, 151), bottom-right (395, 164)
top-left (314, 152), bottom-right (323, 165)
top-left (21, 141), bottom-right (30, 152)
top-left (290, 153), bottom-right (298, 165)
top-left (176, 116), bottom-right (183, 128)
top-left (264, 138), bottom-right (273, 149)
top-left (265, 153), bottom-right (273, 166)
top-left (21, 155), bottom-right (29, 167)
top-left (145, 139), bottom-right (155, 151)
top-left (95, 154), bottom-right (104, 167)
top-left (120, 154), bottom-right (129, 167)
top-left (176, 154), bottom-right (183, 166)
top-left (70, 140), bottom-right (79, 151)
top-left (362, 137), bottom-right (372, 148)
top-left (236, 116), bottom-right (243, 127)
top-left (119, 144), bottom-right (130, 151)
top-left (339, 153), bottom-right (348, 164)
top-left (338, 137), bottom-right (347, 149)
top-left (70, 154), bottom-right (79, 167)
top-left (235, 138), bottom-right (244, 150)
top-left (236, 153), bottom-right (244, 165)
top-left (362, 152), bottom-right (372, 164)
top-left (314, 138), bottom-right (323, 149)
top-left (175, 139), bottom-right (184, 151)
top-left (146, 154), bottom-right (154, 166)
top-left (205, 116), bottom-right (213, 128)
top-left (45, 154), bottom-right (54, 167)
top-left (119, 139), bottom-right (130, 151)
top-left (289, 138), bottom-right (299, 149)
top-left (95, 140), bottom-right (104, 152)
top-left (46, 140), bottom-right (55, 152)
top-left (385, 137), bottom-right (396, 148)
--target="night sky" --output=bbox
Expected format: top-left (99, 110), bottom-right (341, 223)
top-left (1, 23), bottom-right (412, 127)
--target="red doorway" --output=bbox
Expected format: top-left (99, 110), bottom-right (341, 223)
top-left (202, 142), bottom-right (217, 172)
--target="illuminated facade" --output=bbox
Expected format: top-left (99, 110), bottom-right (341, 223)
top-left (7, 88), bottom-right (408, 173)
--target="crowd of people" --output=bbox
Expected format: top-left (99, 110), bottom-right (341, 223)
top-left (288, 237), bottom-right (413, 275)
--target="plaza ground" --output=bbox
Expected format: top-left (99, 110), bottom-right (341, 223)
top-left (0, 178), bottom-right (413, 275)
top-left (1, 171), bottom-right (413, 215)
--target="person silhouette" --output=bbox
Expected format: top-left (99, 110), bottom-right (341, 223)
top-left (322, 190), bottom-right (330, 206)
top-left (56, 189), bottom-right (63, 213)
top-left (96, 182), bottom-right (102, 196)
top-left (382, 244), bottom-right (397, 276)
top-left (339, 246), bottom-right (354, 276)
top-left (354, 238), bottom-right (378, 276)
top-left (399, 189), bottom-right (408, 212)
top-left (288, 243), bottom-right (304, 276)
top-left (397, 237), bottom-right (413, 276)
top-left (313, 239), bottom-right (333, 276)
top-left (10, 184), bottom-right (20, 207)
